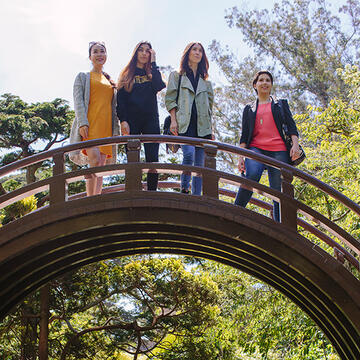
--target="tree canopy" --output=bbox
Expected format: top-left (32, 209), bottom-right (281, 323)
top-left (0, 93), bottom-right (73, 183)
top-left (0, 257), bottom-right (340, 360)
top-left (1, 257), bottom-right (222, 359)
top-left (212, 0), bottom-right (360, 109)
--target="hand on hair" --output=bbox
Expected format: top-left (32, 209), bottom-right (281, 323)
top-left (149, 49), bottom-right (156, 63)
top-left (121, 121), bottom-right (130, 136)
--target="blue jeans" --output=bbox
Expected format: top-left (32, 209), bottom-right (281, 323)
top-left (234, 147), bottom-right (290, 222)
top-left (181, 145), bottom-right (205, 195)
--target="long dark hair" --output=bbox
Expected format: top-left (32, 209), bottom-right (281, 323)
top-left (117, 41), bottom-right (153, 92)
top-left (88, 41), bottom-right (116, 88)
top-left (179, 42), bottom-right (209, 80)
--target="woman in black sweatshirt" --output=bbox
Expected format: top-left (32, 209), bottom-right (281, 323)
top-left (117, 41), bottom-right (166, 191)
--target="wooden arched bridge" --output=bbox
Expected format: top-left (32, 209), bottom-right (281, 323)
top-left (0, 135), bottom-right (359, 360)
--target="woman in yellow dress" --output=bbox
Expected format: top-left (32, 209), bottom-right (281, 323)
top-left (69, 41), bottom-right (119, 196)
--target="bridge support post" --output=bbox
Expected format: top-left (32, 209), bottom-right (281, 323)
top-left (203, 144), bottom-right (218, 199)
top-left (126, 139), bottom-right (142, 191)
top-left (280, 168), bottom-right (297, 231)
top-left (50, 152), bottom-right (67, 205)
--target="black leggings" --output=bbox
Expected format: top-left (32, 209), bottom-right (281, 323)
top-left (128, 112), bottom-right (160, 191)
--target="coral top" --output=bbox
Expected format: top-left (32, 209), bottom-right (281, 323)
top-left (83, 72), bottom-right (113, 158)
top-left (249, 103), bottom-right (287, 151)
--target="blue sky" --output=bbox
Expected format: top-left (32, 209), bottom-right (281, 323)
top-left (0, 0), bottom-right (278, 107)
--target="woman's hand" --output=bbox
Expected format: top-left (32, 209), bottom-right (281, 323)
top-left (169, 110), bottom-right (178, 135)
top-left (238, 143), bottom-right (247, 173)
top-left (170, 119), bottom-right (178, 136)
top-left (238, 156), bottom-right (246, 173)
top-left (79, 125), bottom-right (89, 140)
top-left (149, 49), bottom-right (156, 63)
top-left (121, 121), bottom-right (130, 136)
top-left (290, 135), bottom-right (300, 161)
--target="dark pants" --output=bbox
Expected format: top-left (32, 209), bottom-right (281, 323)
top-left (234, 147), bottom-right (290, 222)
top-left (128, 112), bottom-right (160, 191)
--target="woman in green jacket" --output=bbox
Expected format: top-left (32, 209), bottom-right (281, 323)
top-left (165, 42), bottom-right (214, 195)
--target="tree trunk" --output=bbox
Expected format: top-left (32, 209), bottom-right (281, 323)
top-left (39, 284), bottom-right (50, 360)
top-left (20, 305), bottom-right (38, 360)
top-left (26, 164), bottom-right (41, 184)
top-left (0, 182), bottom-right (6, 195)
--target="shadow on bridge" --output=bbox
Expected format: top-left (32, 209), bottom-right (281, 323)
top-left (0, 135), bottom-right (360, 359)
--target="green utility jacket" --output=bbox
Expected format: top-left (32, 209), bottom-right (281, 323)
top-left (165, 71), bottom-right (213, 137)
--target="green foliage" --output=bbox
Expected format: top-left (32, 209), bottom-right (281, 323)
top-left (2, 178), bottom-right (23, 191)
top-left (210, 0), bottom-right (360, 254)
top-left (0, 257), bottom-right (342, 359)
top-left (1, 178), bottom-right (37, 224)
top-left (0, 93), bottom-right (74, 224)
top-left (294, 66), bottom-right (360, 243)
top-left (209, 0), bottom-right (360, 171)
top-left (45, 257), bottom-right (220, 359)
top-left (1, 195), bottom-right (37, 225)
top-left (0, 291), bottom-right (41, 359)
top-left (222, 0), bottom-right (360, 107)
top-left (0, 93), bottom-right (74, 183)
top-left (340, 65), bottom-right (360, 108)
top-left (195, 261), bottom-right (340, 360)
top-left (0, 93), bottom-right (73, 157)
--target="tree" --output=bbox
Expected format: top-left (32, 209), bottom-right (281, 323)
top-left (1, 255), bottom-right (344, 359)
top-left (0, 257), bottom-right (221, 359)
top-left (197, 261), bottom-right (340, 360)
top-left (209, 0), bottom-right (360, 162)
top-left (207, 4), bottom-right (359, 351)
top-left (0, 178), bottom-right (37, 224)
top-left (150, 259), bottom-right (340, 360)
top-left (216, 0), bottom-right (360, 108)
top-left (0, 93), bottom-right (74, 359)
top-left (0, 93), bottom-right (74, 183)
top-left (209, 1), bottom-right (360, 213)
top-left (293, 65), bottom-right (360, 251)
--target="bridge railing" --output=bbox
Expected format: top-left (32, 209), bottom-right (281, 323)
top-left (0, 135), bottom-right (359, 272)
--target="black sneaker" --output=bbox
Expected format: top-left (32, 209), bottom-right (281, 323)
top-left (181, 188), bottom-right (190, 194)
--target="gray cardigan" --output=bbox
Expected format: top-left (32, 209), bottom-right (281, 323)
top-left (69, 72), bottom-right (120, 165)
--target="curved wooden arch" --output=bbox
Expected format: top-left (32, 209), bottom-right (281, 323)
top-left (1, 191), bottom-right (360, 360)
top-left (1, 135), bottom-right (360, 359)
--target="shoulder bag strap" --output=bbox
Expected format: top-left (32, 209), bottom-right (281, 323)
top-left (278, 99), bottom-right (286, 125)
top-left (278, 99), bottom-right (290, 135)
top-left (175, 74), bottom-right (182, 105)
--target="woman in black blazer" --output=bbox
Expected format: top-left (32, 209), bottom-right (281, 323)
top-left (235, 70), bottom-right (301, 222)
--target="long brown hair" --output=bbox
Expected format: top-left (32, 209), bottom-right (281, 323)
top-left (179, 42), bottom-right (209, 80)
top-left (117, 41), bottom-right (153, 92)
top-left (88, 41), bottom-right (116, 88)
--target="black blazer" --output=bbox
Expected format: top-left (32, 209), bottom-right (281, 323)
top-left (240, 97), bottom-right (299, 148)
